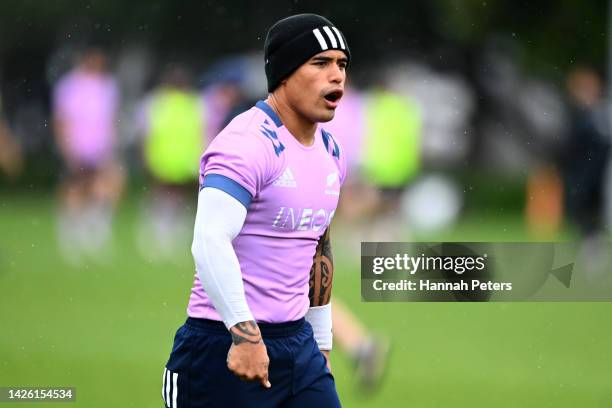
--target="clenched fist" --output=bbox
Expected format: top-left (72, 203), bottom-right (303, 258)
top-left (227, 321), bottom-right (271, 388)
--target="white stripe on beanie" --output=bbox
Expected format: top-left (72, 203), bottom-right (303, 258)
top-left (331, 27), bottom-right (346, 50)
top-left (312, 28), bottom-right (328, 50)
top-left (322, 26), bottom-right (338, 48)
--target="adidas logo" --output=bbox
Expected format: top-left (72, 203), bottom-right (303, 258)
top-left (273, 167), bottom-right (297, 188)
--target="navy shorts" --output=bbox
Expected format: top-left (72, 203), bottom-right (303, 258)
top-left (162, 317), bottom-right (341, 408)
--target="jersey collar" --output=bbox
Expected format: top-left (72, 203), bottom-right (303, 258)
top-left (255, 100), bottom-right (283, 128)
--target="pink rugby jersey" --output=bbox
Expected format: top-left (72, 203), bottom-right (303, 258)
top-left (53, 70), bottom-right (119, 165)
top-left (187, 101), bottom-right (347, 323)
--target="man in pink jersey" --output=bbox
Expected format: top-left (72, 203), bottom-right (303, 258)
top-left (52, 47), bottom-right (124, 262)
top-left (162, 14), bottom-right (349, 407)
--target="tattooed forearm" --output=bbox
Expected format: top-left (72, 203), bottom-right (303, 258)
top-left (320, 228), bottom-right (333, 264)
top-left (309, 228), bottom-right (334, 307)
top-left (229, 321), bottom-right (262, 345)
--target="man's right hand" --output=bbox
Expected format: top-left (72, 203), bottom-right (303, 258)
top-left (227, 321), bottom-right (271, 388)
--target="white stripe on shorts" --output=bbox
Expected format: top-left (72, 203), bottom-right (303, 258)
top-left (312, 28), bottom-right (328, 50)
top-left (172, 372), bottom-right (178, 407)
top-left (165, 368), bottom-right (171, 406)
top-left (162, 368), bottom-right (168, 407)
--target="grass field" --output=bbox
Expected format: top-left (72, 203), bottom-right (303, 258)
top-left (1, 193), bottom-right (611, 407)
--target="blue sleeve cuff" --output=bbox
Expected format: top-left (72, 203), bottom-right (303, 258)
top-left (201, 174), bottom-right (252, 208)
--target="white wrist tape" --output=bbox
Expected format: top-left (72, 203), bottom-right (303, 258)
top-left (305, 303), bottom-right (333, 350)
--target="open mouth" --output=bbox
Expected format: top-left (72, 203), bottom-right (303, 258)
top-left (324, 90), bottom-right (343, 103)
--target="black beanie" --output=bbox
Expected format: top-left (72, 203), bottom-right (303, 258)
top-left (264, 14), bottom-right (350, 92)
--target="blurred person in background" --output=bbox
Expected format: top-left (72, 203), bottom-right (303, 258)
top-left (562, 66), bottom-right (611, 237)
top-left (202, 56), bottom-right (252, 141)
top-left (525, 164), bottom-right (564, 238)
top-left (52, 47), bottom-right (124, 263)
top-left (359, 85), bottom-right (422, 240)
top-left (560, 66), bottom-right (612, 276)
top-left (136, 63), bottom-right (204, 261)
top-left (0, 94), bottom-right (23, 180)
